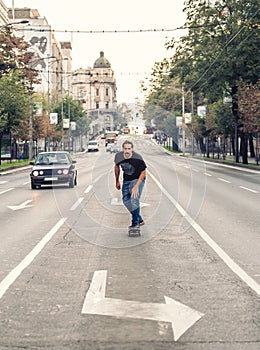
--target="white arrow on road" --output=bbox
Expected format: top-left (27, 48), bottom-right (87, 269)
top-left (8, 200), bottom-right (33, 211)
top-left (82, 270), bottom-right (204, 341)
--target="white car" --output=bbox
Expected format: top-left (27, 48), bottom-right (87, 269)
top-left (87, 140), bottom-right (99, 152)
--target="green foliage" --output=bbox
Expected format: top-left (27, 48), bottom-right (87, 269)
top-left (53, 96), bottom-right (89, 137)
top-left (169, 0), bottom-right (260, 98)
top-left (143, 0), bottom-right (259, 163)
top-left (0, 71), bottom-right (29, 136)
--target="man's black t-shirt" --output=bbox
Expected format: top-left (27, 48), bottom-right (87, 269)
top-left (114, 151), bottom-right (147, 181)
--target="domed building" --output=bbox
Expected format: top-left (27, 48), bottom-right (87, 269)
top-left (94, 51), bottom-right (111, 68)
top-left (72, 51), bottom-right (118, 136)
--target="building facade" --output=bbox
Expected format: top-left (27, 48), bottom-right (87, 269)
top-left (7, 7), bottom-right (70, 108)
top-left (72, 51), bottom-right (118, 135)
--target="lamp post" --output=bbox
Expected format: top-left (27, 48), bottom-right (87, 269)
top-left (0, 20), bottom-right (29, 29)
top-left (182, 84), bottom-right (186, 156)
top-left (28, 55), bottom-right (61, 158)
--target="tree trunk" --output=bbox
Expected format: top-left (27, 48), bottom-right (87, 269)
top-left (240, 132), bottom-right (248, 164)
top-left (249, 134), bottom-right (255, 158)
top-left (231, 86), bottom-right (239, 162)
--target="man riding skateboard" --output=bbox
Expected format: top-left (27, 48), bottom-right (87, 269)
top-left (114, 140), bottom-right (146, 233)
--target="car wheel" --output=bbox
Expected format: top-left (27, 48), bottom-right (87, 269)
top-left (31, 181), bottom-right (37, 189)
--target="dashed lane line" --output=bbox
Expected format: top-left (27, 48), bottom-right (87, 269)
top-left (239, 186), bottom-right (259, 194)
top-left (148, 169), bottom-right (260, 296)
top-left (181, 164), bottom-right (258, 194)
top-left (70, 197), bottom-right (84, 210)
top-left (84, 185), bottom-right (93, 193)
top-left (0, 188), bottom-right (14, 195)
top-left (217, 177), bottom-right (231, 183)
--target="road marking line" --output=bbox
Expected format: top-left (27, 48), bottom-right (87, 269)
top-left (239, 186), bottom-right (258, 194)
top-left (84, 185), bottom-right (93, 193)
top-left (0, 187), bottom-right (14, 195)
top-left (218, 178), bottom-right (231, 183)
top-left (147, 170), bottom-right (260, 296)
top-left (0, 217), bottom-right (67, 300)
top-left (204, 172), bottom-right (212, 176)
top-left (70, 197), bottom-right (84, 210)
top-left (8, 200), bottom-right (33, 211)
top-left (0, 181), bottom-right (7, 184)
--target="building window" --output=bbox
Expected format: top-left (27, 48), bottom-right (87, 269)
top-left (96, 88), bottom-right (99, 96)
top-left (106, 88), bottom-right (109, 96)
top-left (105, 102), bottom-right (109, 109)
top-left (96, 103), bottom-right (99, 109)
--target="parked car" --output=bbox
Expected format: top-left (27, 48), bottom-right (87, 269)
top-left (87, 140), bottom-right (99, 152)
top-left (30, 151), bottom-right (77, 189)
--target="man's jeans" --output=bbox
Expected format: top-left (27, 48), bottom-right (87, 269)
top-left (122, 179), bottom-right (145, 226)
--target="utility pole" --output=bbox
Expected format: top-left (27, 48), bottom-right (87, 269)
top-left (28, 81), bottom-right (33, 160)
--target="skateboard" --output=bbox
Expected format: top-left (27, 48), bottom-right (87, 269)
top-left (128, 226), bottom-right (141, 237)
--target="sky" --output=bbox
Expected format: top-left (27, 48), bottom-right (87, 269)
top-left (5, 0), bottom-right (186, 103)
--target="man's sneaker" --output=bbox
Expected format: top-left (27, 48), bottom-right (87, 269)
top-left (128, 224), bottom-right (140, 229)
top-left (139, 221), bottom-right (145, 226)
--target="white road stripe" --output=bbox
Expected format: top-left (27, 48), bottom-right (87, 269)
top-left (204, 172), bottom-right (212, 177)
top-left (84, 185), bottom-right (93, 193)
top-left (239, 186), bottom-right (258, 194)
top-left (0, 217), bottom-right (67, 299)
top-left (70, 197), bottom-right (84, 210)
top-left (148, 170), bottom-right (260, 296)
top-left (218, 178), bottom-right (231, 183)
top-left (0, 187), bottom-right (14, 195)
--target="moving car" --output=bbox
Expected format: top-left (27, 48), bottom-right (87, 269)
top-left (105, 131), bottom-right (117, 146)
top-left (87, 140), bottom-right (99, 152)
top-left (30, 151), bottom-right (77, 189)
top-left (106, 143), bottom-right (120, 153)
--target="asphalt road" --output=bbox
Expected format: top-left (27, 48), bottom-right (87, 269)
top-left (0, 135), bottom-right (259, 350)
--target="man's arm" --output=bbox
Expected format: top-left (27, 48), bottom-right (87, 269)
top-left (114, 164), bottom-right (121, 190)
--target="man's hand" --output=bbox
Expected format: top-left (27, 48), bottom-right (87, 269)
top-left (115, 180), bottom-right (121, 190)
top-left (131, 184), bottom-right (139, 198)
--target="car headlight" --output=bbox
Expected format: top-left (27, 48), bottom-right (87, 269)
top-left (63, 169), bottom-right (69, 175)
top-left (32, 170), bottom-right (39, 176)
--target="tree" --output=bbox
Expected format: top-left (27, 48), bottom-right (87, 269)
top-left (164, 0), bottom-right (259, 163)
top-left (0, 71), bottom-right (29, 137)
top-left (238, 79), bottom-right (260, 161)
top-left (53, 96), bottom-right (89, 142)
top-left (0, 26), bottom-right (39, 86)
top-left (0, 26), bottom-right (41, 158)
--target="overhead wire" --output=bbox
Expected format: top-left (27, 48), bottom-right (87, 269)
top-left (188, 9), bottom-right (260, 91)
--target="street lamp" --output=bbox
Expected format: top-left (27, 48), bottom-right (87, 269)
top-left (28, 55), bottom-right (61, 158)
top-left (0, 20), bottom-right (29, 29)
top-left (182, 84), bottom-right (186, 156)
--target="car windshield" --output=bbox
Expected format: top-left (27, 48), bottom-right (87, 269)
top-left (89, 141), bottom-right (97, 145)
top-left (35, 153), bottom-right (70, 165)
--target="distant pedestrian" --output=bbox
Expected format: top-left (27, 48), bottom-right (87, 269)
top-left (114, 140), bottom-right (146, 229)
